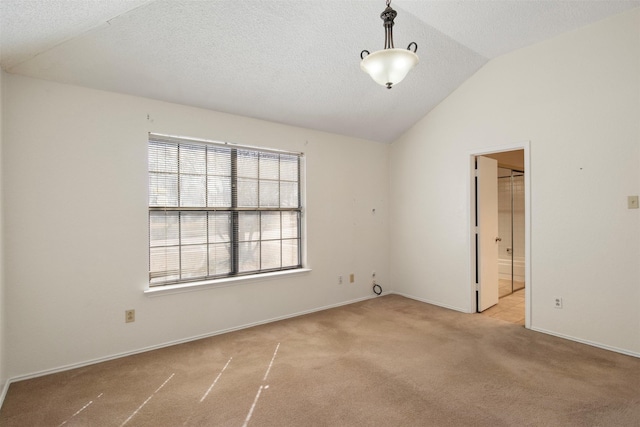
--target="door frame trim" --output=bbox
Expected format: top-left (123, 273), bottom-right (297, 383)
top-left (468, 141), bottom-right (531, 328)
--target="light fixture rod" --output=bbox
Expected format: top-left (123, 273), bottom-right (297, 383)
top-left (381, 2), bottom-right (397, 49)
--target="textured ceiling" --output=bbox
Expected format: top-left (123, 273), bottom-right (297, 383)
top-left (2, 0), bottom-right (639, 143)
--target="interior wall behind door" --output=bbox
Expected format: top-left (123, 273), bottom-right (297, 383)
top-left (497, 168), bottom-right (525, 294)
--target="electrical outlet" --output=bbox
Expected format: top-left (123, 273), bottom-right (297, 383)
top-left (628, 196), bottom-right (639, 209)
top-left (125, 309), bottom-right (135, 323)
top-left (554, 298), bottom-right (563, 309)
top-left (349, 273), bottom-right (355, 283)
top-left (338, 275), bottom-right (343, 285)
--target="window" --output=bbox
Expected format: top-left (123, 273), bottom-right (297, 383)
top-left (148, 133), bottom-right (302, 287)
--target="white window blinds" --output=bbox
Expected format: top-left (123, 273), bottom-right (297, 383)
top-left (148, 134), bottom-right (302, 286)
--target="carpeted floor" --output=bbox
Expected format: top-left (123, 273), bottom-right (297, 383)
top-left (1, 295), bottom-right (639, 426)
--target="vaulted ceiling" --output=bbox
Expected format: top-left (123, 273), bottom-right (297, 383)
top-left (2, 0), bottom-right (639, 143)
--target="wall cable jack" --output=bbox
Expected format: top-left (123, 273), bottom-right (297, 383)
top-left (372, 281), bottom-right (382, 295)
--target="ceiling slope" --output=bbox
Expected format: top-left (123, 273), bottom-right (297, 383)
top-left (2, 0), bottom-right (639, 143)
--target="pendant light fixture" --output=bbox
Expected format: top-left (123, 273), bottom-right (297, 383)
top-left (360, 0), bottom-right (418, 89)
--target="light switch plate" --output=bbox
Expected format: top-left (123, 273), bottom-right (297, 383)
top-left (628, 196), bottom-right (639, 209)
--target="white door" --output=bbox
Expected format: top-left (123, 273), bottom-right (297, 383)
top-left (476, 156), bottom-right (499, 312)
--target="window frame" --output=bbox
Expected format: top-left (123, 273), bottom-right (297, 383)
top-left (148, 133), bottom-right (304, 288)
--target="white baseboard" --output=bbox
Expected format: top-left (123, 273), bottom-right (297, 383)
top-left (4, 293), bottom-right (379, 387)
top-left (392, 291), bottom-right (470, 313)
top-left (3, 293), bottom-right (637, 409)
top-left (530, 327), bottom-right (640, 359)
top-left (0, 379), bottom-right (9, 410)
top-left (393, 293), bottom-right (640, 360)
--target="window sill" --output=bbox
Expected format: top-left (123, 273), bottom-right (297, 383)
top-left (144, 268), bottom-right (312, 297)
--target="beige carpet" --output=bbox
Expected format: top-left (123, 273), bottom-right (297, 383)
top-left (1, 295), bottom-right (639, 426)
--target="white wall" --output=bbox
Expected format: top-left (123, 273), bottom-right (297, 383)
top-left (3, 74), bottom-right (390, 378)
top-left (390, 9), bottom-right (640, 355)
top-left (0, 70), bottom-right (6, 392)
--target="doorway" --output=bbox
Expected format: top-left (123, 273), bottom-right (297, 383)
top-left (469, 143), bottom-right (531, 328)
top-left (497, 166), bottom-right (525, 298)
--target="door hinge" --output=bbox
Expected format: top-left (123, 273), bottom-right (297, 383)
top-left (475, 283), bottom-right (479, 291)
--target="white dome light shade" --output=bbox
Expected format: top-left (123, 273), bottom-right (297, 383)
top-left (361, 48), bottom-right (419, 89)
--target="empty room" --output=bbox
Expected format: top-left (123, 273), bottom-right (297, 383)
top-left (0, 1), bottom-right (639, 426)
